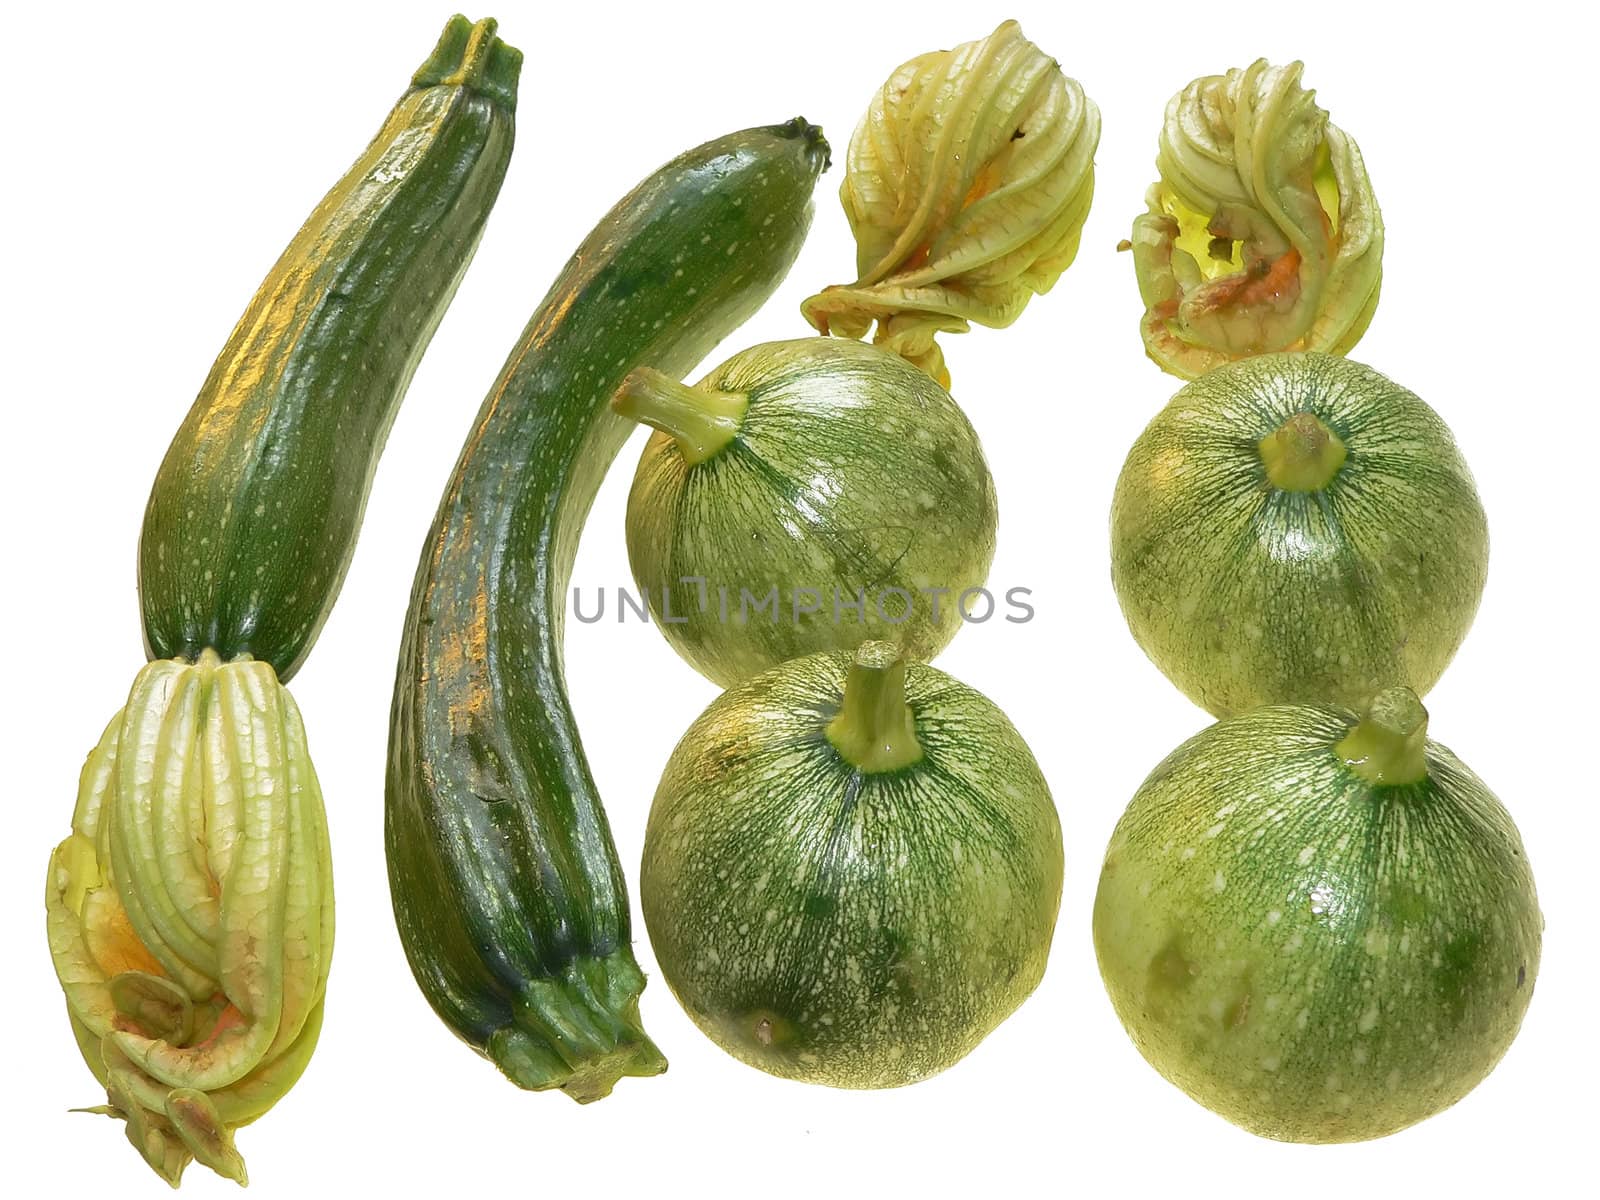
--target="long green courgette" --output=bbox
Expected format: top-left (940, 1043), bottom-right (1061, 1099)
top-left (386, 119), bottom-right (829, 1102)
top-left (139, 16), bottom-right (520, 682)
top-left (47, 18), bottom-right (520, 1184)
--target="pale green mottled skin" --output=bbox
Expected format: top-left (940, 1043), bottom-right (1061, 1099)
top-left (641, 650), bottom-right (1061, 1088)
top-left (626, 338), bottom-right (997, 687)
top-left (1093, 703), bottom-right (1541, 1142)
top-left (1111, 353), bottom-right (1487, 716)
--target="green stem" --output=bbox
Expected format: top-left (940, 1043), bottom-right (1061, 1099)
top-left (412, 15), bottom-right (523, 111)
top-left (1258, 411), bottom-right (1348, 492)
top-left (612, 367), bottom-right (748, 466)
top-left (1335, 687), bottom-right (1430, 786)
top-left (826, 642), bottom-right (924, 773)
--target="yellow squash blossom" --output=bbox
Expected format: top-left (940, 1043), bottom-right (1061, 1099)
top-left (802, 20), bottom-right (1100, 388)
top-left (46, 651), bottom-right (332, 1186)
top-left (1130, 59), bottom-right (1384, 379)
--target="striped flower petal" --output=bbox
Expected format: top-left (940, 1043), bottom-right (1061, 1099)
top-left (802, 20), bottom-right (1099, 388)
top-left (1130, 60), bottom-right (1384, 379)
top-left (45, 650), bottom-right (333, 1186)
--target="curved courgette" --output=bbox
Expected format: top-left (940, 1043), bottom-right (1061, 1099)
top-left (139, 16), bottom-right (521, 682)
top-left (386, 119), bottom-right (829, 1102)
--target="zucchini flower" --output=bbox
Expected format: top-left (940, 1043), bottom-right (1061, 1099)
top-left (801, 20), bottom-right (1099, 388)
top-left (1130, 59), bottom-right (1383, 379)
top-left (45, 651), bottom-right (332, 1186)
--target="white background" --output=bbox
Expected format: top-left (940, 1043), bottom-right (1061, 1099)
top-left (3, 1), bottom-right (1594, 1195)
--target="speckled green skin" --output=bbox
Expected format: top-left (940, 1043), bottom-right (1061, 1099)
top-left (387, 122), bottom-right (827, 1102)
top-left (626, 337), bottom-right (997, 686)
top-left (641, 650), bottom-right (1061, 1088)
top-left (1110, 354), bottom-right (1487, 716)
top-left (1093, 703), bottom-right (1541, 1142)
top-left (139, 18), bottom-right (520, 682)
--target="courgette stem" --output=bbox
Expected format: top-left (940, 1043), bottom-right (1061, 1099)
top-left (1258, 411), bottom-right (1348, 492)
top-left (1335, 687), bottom-right (1430, 786)
top-left (613, 367), bottom-right (748, 466)
top-left (412, 14), bottom-right (522, 109)
top-left (826, 642), bottom-right (924, 772)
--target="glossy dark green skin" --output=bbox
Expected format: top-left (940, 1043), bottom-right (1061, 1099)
top-left (641, 650), bottom-right (1062, 1088)
top-left (1111, 353), bottom-right (1488, 716)
top-left (385, 121), bottom-right (827, 1101)
top-left (139, 20), bottom-right (520, 681)
top-left (1093, 703), bottom-right (1541, 1141)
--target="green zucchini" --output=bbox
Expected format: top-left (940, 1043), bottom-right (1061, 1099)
top-left (139, 15), bottom-right (521, 682)
top-left (1110, 353), bottom-right (1487, 716)
top-left (614, 336), bottom-right (997, 687)
top-left (386, 119), bottom-right (829, 1102)
top-left (44, 18), bottom-right (520, 1185)
top-left (1092, 688), bottom-right (1541, 1142)
top-left (640, 641), bottom-right (1062, 1087)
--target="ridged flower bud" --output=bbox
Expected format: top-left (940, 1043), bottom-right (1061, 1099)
top-left (802, 20), bottom-right (1099, 388)
top-left (1130, 59), bottom-right (1383, 379)
top-left (46, 650), bottom-right (332, 1185)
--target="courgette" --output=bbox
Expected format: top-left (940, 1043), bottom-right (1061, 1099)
top-left (1093, 688), bottom-right (1541, 1142)
top-left (47, 17), bottom-right (520, 1184)
top-left (139, 15), bottom-right (520, 682)
top-left (614, 336), bottom-right (997, 687)
top-left (386, 119), bottom-right (829, 1102)
top-left (1111, 353), bottom-right (1486, 716)
top-left (640, 641), bottom-right (1062, 1088)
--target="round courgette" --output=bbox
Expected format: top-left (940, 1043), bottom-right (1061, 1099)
top-left (1111, 353), bottom-right (1487, 716)
top-left (641, 642), bottom-right (1061, 1088)
top-left (615, 336), bottom-right (997, 686)
top-left (1092, 688), bottom-right (1541, 1142)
